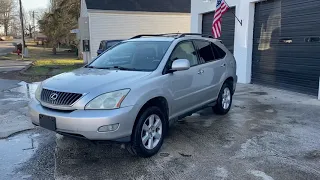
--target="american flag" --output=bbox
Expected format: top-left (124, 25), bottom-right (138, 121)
top-left (212, 0), bottom-right (229, 38)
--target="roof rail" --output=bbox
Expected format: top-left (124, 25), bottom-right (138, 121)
top-left (130, 33), bottom-right (181, 39)
top-left (130, 33), bottom-right (215, 39)
top-left (177, 33), bottom-right (214, 39)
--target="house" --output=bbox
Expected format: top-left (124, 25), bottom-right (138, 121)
top-left (79, 0), bottom-right (191, 63)
top-left (192, 0), bottom-right (320, 97)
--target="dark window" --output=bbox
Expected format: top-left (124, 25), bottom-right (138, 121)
top-left (305, 37), bottom-right (320, 43)
top-left (169, 41), bottom-right (199, 66)
top-left (211, 43), bottom-right (226, 59)
top-left (194, 40), bottom-right (215, 63)
top-left (106, 41), bottom-right (121, 49)
top-left (99, 42), bottom-right (104, 50)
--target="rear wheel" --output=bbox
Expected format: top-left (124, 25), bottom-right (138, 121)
top-left (126, 106), bottom-right (166, 157)
top-left (213, 82), bottom-right (233, 115)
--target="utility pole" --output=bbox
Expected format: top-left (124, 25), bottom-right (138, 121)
top-left (33, 11), bottom-right (35, 41)
top-left (19, 0), bottom-right (26, 59)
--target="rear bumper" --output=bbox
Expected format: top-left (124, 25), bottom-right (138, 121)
top-left (29, 100), bottom-right (137, 141)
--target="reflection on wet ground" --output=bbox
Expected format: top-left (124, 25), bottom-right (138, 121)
top-left (0, 82), bottom-right (39, 138)
top-left (0, 131), bottom-right (39, 179)
top-left (1, 83), bottom-right (320, 179)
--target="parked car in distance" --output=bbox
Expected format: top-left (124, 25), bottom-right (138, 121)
top-left (29, 33), bottom-right (237, 157)
top-left (97, 39), bottom-right (123, 56)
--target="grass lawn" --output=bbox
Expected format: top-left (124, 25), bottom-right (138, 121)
top-left (0, 45), bottom-right (84, 82)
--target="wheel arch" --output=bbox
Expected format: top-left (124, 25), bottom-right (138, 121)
top-left (131, 96), bottom-right (169, 139)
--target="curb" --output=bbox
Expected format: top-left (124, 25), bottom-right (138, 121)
top-left (19, 62), bottom-right (34, 75)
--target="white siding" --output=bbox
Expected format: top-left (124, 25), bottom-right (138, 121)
top-left (88, 12), bottom-right (190, 59)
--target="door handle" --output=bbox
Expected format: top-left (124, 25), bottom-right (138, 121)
top-left (198, 70), bottom-right (204, 74)
top-left (220, 63), bottom-right (226, 67)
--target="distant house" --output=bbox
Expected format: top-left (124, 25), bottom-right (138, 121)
top-left (79, 0), bottom-right (191, 63)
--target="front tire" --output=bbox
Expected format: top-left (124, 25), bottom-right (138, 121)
top-left (213, 82), bottom-right (233, 115)
top-left (127, 106), bottom-right (167, 157)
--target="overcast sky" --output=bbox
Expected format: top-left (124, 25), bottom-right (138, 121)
top-left (21, 0), bottom-right (49, 11)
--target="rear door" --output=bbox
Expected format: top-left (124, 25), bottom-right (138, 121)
top-left (193, 40), bottom-right (227, 100)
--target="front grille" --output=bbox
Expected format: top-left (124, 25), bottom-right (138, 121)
top-left (40, 89), bottom-right (82, 106)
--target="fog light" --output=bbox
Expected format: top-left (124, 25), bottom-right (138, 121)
top-left (98, 124), bottom-right (119, 132)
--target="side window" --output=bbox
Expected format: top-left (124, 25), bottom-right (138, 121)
top-left (169, 41), bottom-right (199, 67)
top-left (211, 43), bottom-right (226, 60)
top-left (99, 42), bottom-right (103, 50)
top-left (194, 40), bottom-right (215, 63)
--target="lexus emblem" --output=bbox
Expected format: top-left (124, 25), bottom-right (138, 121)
top-left (50, 93), bottom-right (58, 101)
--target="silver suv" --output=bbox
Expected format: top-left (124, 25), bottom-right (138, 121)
top-left (29, 33), bottom-right (237, 157)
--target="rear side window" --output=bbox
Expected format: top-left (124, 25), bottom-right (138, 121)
top-left (211, 43), bottom-right (226, 59)
top-left (194, 40), bottom-right (215, 63)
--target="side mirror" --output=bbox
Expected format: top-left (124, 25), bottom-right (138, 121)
top-left (170, 59), bottom-right (190, 72)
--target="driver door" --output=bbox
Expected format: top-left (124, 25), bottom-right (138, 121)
top-left (164, 41), bottom-right (205, 117)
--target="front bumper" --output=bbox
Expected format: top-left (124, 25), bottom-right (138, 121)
top-left (29, 100), bottom-right (136, 141)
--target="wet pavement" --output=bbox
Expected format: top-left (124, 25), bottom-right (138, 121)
top-left (0, 80), bottom-right (38, 138)
top-left (1, 82), bottom-right (320, 180)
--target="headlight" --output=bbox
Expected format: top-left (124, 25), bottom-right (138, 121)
top-left (85, 89), bottom-right (130, 110)
top-left (35, 83), bottom-right (42, 101)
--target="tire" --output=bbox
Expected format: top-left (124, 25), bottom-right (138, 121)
top-left (213, 82), bottom-right (233, 115)
top-left (126, 106), bottom-right (167, 158)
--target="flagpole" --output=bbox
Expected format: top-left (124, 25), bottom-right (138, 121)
top-left (223, 0), bottom-right (242, 26)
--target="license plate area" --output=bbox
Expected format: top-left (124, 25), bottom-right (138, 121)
top-left (39, 114), bottom-right (56, 131)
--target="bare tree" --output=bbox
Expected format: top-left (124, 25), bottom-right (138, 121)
top-left (0, 0), bottom-right (15, 36)
top-left (24, 10), bottom-right (34, 38)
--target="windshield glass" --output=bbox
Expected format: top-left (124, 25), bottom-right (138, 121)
top-left (89, 41), bottom-right (171, 71)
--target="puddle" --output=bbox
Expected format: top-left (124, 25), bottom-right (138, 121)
top-left (0, 131), bottom-right (39, 179)
top-left (2, 81), bottom-right (40, 101)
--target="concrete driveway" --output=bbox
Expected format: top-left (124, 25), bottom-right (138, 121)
top-left (1, 83), bottom-right (320, 180)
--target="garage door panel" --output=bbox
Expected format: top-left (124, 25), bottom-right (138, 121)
top-left (252, 72), bottom-right (319, 87)
top-left (252, 74), bottom-right (319, 89)
top-left (252, 0), bottom-right (320, 96)
top-left (252, 44), bottom-right (320, 53)
top-left (253, 56), bottom-right (320, 66)
top-left (202, 8), bottom-right (235, 53)
top-left (251, 76), bottom-right (318, 95)
top-left (252, 63), bottom-right (320, 75)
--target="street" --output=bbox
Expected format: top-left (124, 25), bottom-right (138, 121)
top-left (0, 80), bottom-right (320, 180)
top-left (0, 41), bottom-right (33, 72)
top-left (0, 41), bottom-right (15, 56)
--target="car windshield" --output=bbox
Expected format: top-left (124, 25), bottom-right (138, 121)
top-left (89, 41), bottom-right (172, 71)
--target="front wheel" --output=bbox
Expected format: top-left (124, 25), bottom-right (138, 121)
top-left (126, 106), bottom-right (167, 157)
top-left (213, 82), bottom-right (233, 115)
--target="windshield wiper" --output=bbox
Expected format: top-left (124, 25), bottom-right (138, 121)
top-left (86, 65), bottom-right (138, 71)
top-left (85, 65), bottom-right (95, 68)
top-left (110, 66), bottom-right (138, 71)
top-left (85, 65), bottom-right (112, 69)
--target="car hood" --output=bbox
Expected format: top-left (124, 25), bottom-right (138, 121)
top-left (42, 68), bottom-right (152, 93)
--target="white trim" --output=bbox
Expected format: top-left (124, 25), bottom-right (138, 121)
top-left (318, 77), bottom-right (320, 100)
